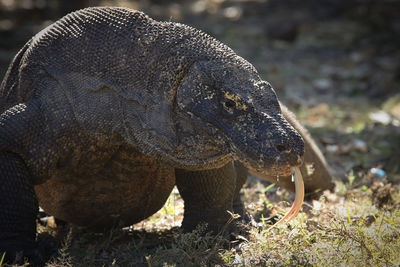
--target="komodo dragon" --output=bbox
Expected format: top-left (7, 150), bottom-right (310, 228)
top-left (0, 6), bottom-right (333, 264)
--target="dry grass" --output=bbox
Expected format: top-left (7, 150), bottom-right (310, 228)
top-left (225, 180), bottom-right (400, 266)
top-left (9, 174), bottom-right (395, 267)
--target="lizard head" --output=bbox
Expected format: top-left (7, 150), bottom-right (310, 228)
top-left (175, 60), bottom-right (304, 176)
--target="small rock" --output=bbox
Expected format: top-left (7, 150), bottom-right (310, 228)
top-left (352, 139), bottom-right (367, 152)
top-left (369, 110), bottom-right (391, 125)
top-left (370, 168), bottom-right (386, 179)
top-left (326, 144), bottom-right (339, 154)
top-left (326, 144), bottom-right (352, 155)
top-left (313, 78), bottom-right (333, 91)
top-left (223, 6), bottom-right (242, 20)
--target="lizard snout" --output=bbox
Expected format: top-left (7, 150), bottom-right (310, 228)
top-left (275, 142), bottom-right (303, 167)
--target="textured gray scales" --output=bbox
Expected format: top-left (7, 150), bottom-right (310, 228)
top-left (0, 6), bottom-right (332, 264)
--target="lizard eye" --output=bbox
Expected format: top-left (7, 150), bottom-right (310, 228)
top-left (223, 99), bottom-right (236, 109)
top-left (221, 91), bottom-right (248, 114)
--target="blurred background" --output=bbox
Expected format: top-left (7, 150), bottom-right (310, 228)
top-left (0, 0), bottom-right (399, 183)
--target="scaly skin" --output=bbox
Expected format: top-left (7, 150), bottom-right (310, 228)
top-left (0, 7), bottom-right (331, 264)
top-left (252, 105), bottom-right (334, 193)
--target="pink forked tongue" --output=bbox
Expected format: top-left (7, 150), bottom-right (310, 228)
top-left (267, 167), bottom-right (304, 231)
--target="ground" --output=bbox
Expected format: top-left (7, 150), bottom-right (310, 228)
top-left (0, 0), bottom-right (399, 266)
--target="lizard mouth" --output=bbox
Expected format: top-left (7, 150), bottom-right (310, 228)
top-left (246, 164), bottom-right (295, 178)
top-left (238, 150), bottom-right (303, 178)
top-left (229, 129), bottom-right (304, 177)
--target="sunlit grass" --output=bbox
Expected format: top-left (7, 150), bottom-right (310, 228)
top-left (220, 180), bottom-right (400, 266)
top-left (27, 175), bottom-right (397, 267)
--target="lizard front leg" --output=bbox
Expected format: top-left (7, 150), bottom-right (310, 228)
top-left (0, 151), bottom-right (42, 264)
top-left (175, 161), bottom-right (240, 236)
top-left (0, 100), bottom-right (53, 264)
top-left (233, 161), bottom-right (249, 221)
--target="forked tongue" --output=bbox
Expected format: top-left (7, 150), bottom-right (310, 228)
top-left (267, 167), bottom-right (304, 231)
